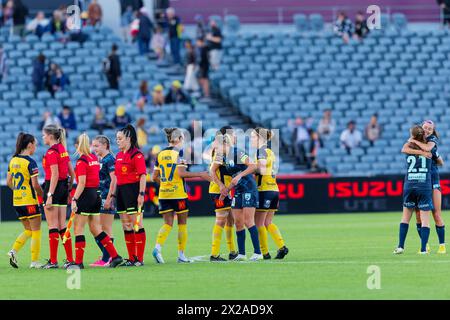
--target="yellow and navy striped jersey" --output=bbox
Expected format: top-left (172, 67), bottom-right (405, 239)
top-left (8, 155), bottom-right (39, 206)
top-left (155, 146), bottom-right (188, 199)
top-left (255, 147), bottom-right (279, 192)
top-left (209, 148), bottom-right (232, 194)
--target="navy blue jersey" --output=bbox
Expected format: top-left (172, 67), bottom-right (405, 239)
top-left (214, 147), bottom-right (257, 193)
top-left (99, 153), bottom-right (115, 199)
top-left (428, 135), bottom-right (439, 173)
top-left (403, 154), bottom-right (432, 190)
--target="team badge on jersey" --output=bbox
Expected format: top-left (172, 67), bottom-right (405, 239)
top-left (264, 199), bottom-right (271, 208)
top-left (244, 193), bottom-right (251, 201)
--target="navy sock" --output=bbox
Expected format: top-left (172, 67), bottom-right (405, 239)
top-left (95, 238), bottom-right (108, 261)
top-left (416, 223), bottom-right (422, 239)
top-left (398, 223), bottom-right (409, 249)
top-left (236, 229), bottom-right (246, 255)
top-left (420, 227), bottom-right (431, 252)
top-left (248, 225), bottom-right (261, 254)
top-left (436, 226), bottom-right (445, 245)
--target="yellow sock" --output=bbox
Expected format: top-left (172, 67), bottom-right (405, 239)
top-left (267, 223), bottom-right (285, 249)
top-left (12, 229), bottom-right (32, 252)
top-left (31, 230), bottom-right (41, 262)
top-left (258, 226), bottom-right (269, 255)
top-left (156, 224), bottom-right (172, 247)
top-left (211, 224), bottom-right (223, 256)
top-left (225, 225), bottom-right (237, 253)
top-left (177, 224), bottom-right (188, 252)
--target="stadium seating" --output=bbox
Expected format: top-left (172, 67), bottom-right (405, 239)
top-left (211, 25), bottom-right (450, 176)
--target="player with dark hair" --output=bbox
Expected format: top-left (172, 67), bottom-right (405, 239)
top-left (152, 127), bottom-right (211, 264)
top-left (90, 135), bottom-right (117, 266)
top-left (251, 127), bottom-right (289, 260)
top-left (41, 125), bottom-right (76, 269)
top-left (394, 125), bottom-right (434, 254)
top-left (7, 133), bottom-right (44, 268)
top-left (70, 133), bottom-right (124, 269)
top-left (112, 124), bottom-right (147, 266)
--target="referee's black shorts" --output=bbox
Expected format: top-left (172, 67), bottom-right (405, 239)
top-left (117, 182), bottom-right (140, 215)
top-left (43, 179), bottom-right (69, 206)
top-left (76, 188), bottom-right (101, 215)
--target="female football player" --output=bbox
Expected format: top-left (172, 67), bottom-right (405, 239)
top-left (151, 127), bottom-right (211, 264)
top-left (404, 120), bottom-right (445, 253)
top-left (70, 133), bottom-right (123, 269)
top-left (211, 132), bottom-right (261, 261)
top-left (7, 133), bottom-right (44, 268)
top-left (395, 125), bottom-right (434, 254)
top-left (41, 125), bottom-right (75, 269)
top-left (112, 124), bottom-right (147, 266)
top-left (90, 135), bottom-right (117, 266)
top-left (208, 126), bottom-right (238, 262)
top-left (251, 127), bottom-right (289, 260)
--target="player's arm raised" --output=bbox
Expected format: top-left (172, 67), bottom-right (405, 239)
top-left (401, 143), bottom-right (432, 159)
top-left (178, 164), bottom-right (211, 182)
top-left (407, 138), bottom-right (435, 152)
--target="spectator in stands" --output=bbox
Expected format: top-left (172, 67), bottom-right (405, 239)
top-left (195, 15), bottom-right (206, 40)
top-left (206, 19), bottom-right (223, 70)
top-left (2, 1), bottom-right (13, 28)
top-left (145, 144), bottom-right (160, 174)
top-left (291, 117), bottom-right (309, 165)
top-left (151, 26), bottom-right (165, 61)
top-left (135, 80), bottom-right (151, 104)
top-left (90, 106), bottom-right (113, 134)
top-left (50, 66), bottom-right (70, 95)
top-left (105, 44), bottom-right (121, 90)
top-left (87, 0), bottom-right (102, 26)
top-left (12, 0), bottom-right (28, 37)
top-left (166, 7), bottom-right (181, 65)
top-left (39, 110), bottom-right (61, 130)
top-left (136, 117), bottom-right (148, 147)
top-left (49, 9), bottom-right (66, 34)
top-left (365, 114), bottom-right (382, 147)
top-left (152, 84), bottom-right (165, 106)
top-left (438, 0), bottom-right (450, 27)
top-left (307, 130), bottom-right (324, 172)
top-left (137, 7), bottom-right (154, 55)
top-left (26, 11), bottom-right (50, 38)
top-left (353, 11), bottom-right (369, 40)
top-left (197, 37), bottom-right (210, 99)
top-left (58, 105), bottom-right (77, 136)
top-left (340, 120), bottom-right (362, 154)
top-left (45, 62), bottom-right (58, 95)
top-left (32, 53), bottom-right (46, 95)
top-left (119, 3), bottom-right (133, 43)
top-left (0, 45), bottom-right (6, 83)
top-left (112, 105), bottom-right (132, 128)
top-left (317, 109), bottom-right (336, 140)
top-left (165, 80), bottom-right (191, 105)
top-left (183, 39), bottom-right (199, 93)
top-left (334, 12), bottom-right (354, 44)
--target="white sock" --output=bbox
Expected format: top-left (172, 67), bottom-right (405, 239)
top-left (155, 244), bottom-right (161, 251)
top-left (178, 251), bottom-right (186, 259)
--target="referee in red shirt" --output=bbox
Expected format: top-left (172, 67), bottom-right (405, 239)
top-left (112, 124), bottom-right (147, 266)
top-left (70, 133), bottom-right (124, 269)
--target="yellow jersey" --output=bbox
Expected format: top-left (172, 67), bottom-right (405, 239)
top-left (155, 146), bottom-right (188, 199)
top-left (208, 149), bottom-right (232, 194)
top-left (8, 155), bottom-right (40, 206)
top-left (255, 147), bottom-right (279, 192)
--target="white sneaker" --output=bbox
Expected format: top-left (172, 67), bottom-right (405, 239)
top-left (177, 256), bottom-right (193, 263)
top-left (393, 247), bottom-right (404, 254)
top-left (30, 261), bottom-right (43, 269)
top-left (152, 248), bottom-right (165, 264)
top-left (249, 253), bottom-right (263, 261)
top-left (233, 254), bottom-right (247, 261)
top-left (7, 250), bottom-right (18, 268)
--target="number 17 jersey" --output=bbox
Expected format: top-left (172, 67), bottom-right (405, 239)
top-left (155, 146), bottom-right (188, 199)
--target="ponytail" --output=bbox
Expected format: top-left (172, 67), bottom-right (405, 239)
top-left (14, 132), bottom-right (35, 156)
top-left (75, 133), bottom-right (90, 156)
top-left (59, 128), bottom-right (67, 148)
top-left (120, 124), bottom-right (139, 150)
top-left (43, 124), bottom-right (66, 147)
top-left (255, 127), bottom-right (273, 143)
top-left (163, 127), bottom-right (184, 144)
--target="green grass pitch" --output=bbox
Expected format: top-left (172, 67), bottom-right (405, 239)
top-left (0, 212), bottom-right (449, 300)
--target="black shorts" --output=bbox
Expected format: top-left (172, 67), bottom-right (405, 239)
top-left (117, 182), bottom-right (140, 215)
top-left (210, 194), bottom-right (232, 212)
top-left (159, 198), bottom-right (189, 215)
top-left (257, 191), bottom-right (279, 212)
top-left (14, 205), bottom-right (42, 220)
top-left (44, 179), bottom-right (69, 206)
top-left (199, 66), bottom-right (209, 79)
top-left (76, 188), bottom-right (101, 215)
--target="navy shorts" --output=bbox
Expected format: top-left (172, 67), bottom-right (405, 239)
top-left (159, 198), bottom-right (189, 214)
top-left (403, 187), bottom-right (434, 211)
top-left (210, 194), bottom-right (232, 212)
top-left (431, 171), bottom-right (441, 191)
top-left (257, 191), bottom-right (279, 212)
top-left (232, 190), bottom-right (258, 209)
top-left (100, 198), bottom-right (116, 215)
